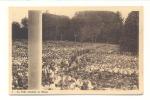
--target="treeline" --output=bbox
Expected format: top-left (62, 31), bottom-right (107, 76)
top-left (12, 11), bottom-right (139, 54)
top-left (120, 11), bottom-right (139, 53)
top-left (42, 13), bottom-right (71, 41)
top-left (43, 11), bottom-right (123, 43)
top-left (12, 17), bottom-right (28, 39)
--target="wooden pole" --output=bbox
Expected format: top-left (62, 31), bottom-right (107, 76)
top-left (28, 10), bottom-right (42, 90)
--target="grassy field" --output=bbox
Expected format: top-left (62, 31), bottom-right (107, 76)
top-left (12, 40), bottom-right (138, 90)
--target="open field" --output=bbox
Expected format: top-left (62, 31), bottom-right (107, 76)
top-left (12, 40), bottom-right (138, 90)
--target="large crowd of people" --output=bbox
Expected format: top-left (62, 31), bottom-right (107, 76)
top-left (12, 40), bottom-right (138, 90)
top-left (12, 40), bottom-right (28, 89)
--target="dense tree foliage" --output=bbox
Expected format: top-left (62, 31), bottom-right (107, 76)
top-left (120, 11), bottom-right (139, 54)
top-left (42, 12), bottom-right (70, 41)
top-left (71, 11), bottom-right (123, 43)
top-left (42, 11), bottom-right (124, 43)
top-left (12, 17), bottom-right (28, 40)
top-left (12, 22), bottom-right (20, 39)
top-left (12, 11), bottom-right (139, 54)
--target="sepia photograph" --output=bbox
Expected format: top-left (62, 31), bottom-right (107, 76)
top-left (9, 6), bottom-right (143, 94)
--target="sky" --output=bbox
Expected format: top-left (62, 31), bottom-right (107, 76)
top-left (9, 7), bottom-right (142, 23)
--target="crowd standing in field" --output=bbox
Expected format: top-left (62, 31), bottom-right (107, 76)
top-left (12, 40), bottom-right (138, 90)
top-left (12, 40), bottom-right (28, 89)
top-left (12, 10), bottom-right (139, 90)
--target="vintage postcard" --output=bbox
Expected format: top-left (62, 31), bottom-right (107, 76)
top-left (9, 6), bottom-right (143, 94)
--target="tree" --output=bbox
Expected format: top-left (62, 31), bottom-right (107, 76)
top-left (12, 22), bottom-right (21, 40)
top-left (21, 17), bottom-right (28, 27)
top-left (120, 11), bottom-right (139, 54)
top-left (42, 12), bottom-right (71, 41)
top-left (12, 17), bottom-right (28, 40)
top-left (20, 17), bottom-right (28, 39)
top-left (71, 11), bottom-right (123, 43)
top-left (70, 18), bottom-right (82, 42)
